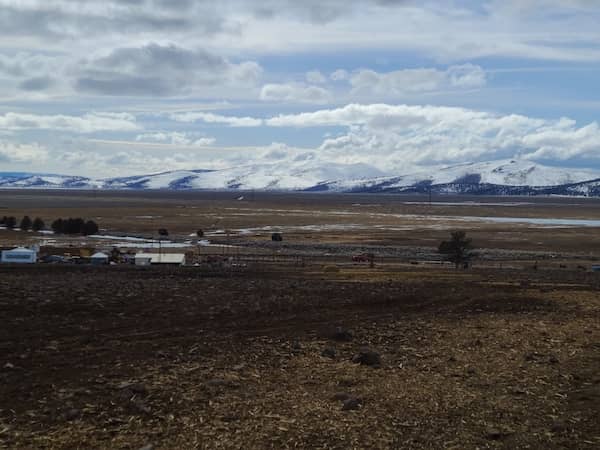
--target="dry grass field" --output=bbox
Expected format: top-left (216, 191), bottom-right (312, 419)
top-left (1, 190), bottom-right (600, 449)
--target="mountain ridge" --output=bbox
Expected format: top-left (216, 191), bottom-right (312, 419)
top-left (2, 159), bottom-right (600, 196)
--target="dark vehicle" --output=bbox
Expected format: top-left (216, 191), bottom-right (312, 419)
top-left (352, 253), bottom-right (375, 263)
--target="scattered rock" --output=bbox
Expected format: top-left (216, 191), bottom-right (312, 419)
top-left (342, 397), bottom-right (362, 411)
top-left (129, 383), bottom-right (149, 395)
top-left (64, 408), bottom-right (81, 421)
top-left (548, 355), bottom-right (559, 364)
top-left (222, 414), bottom-right (241, 422)
top-left (351, 349), bottom-right (381, 367)
top-left (3, 362), bottom-right (15, 370)
top-left (138, 444), bottom-right (154, 450)
top-left (485, 429), bottom-right (504, 441)
top-left (338, 377), bottom-right (357, 387)
top-left (117, 381), bottom-right (148, 395)
top-left (332, 392), bottom-right (352, 401)
top-left (291, 341), bottom-right (302, 351)
top-left (131, 399), bottom-right (152, 415)
top-left (551, 421), bottom-right (567, 433)
top-left (332, 327), bottom-right (353, 342)
top-left (321, 347), bottom-right (337, 359)
top-left (485, 426), bottom-right (512, 441)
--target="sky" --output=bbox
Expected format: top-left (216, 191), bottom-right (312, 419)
top-left (0, 0), bottom-right (600, 178)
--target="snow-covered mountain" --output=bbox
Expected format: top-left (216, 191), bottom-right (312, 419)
top-left (1, 159), bottom-right (600, 196)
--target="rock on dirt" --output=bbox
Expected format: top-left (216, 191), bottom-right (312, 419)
top-left (332, 327), bottom-right (353, 342)
top-left (63, 408), bottom-right (81, 421)
top-left (332, 392), bottom-right (352, 401)
top-left (342, 397), bottom-right (363, 411)
top-left (351, 349), bottom-right (381, 367)
top-left (321, 346), bottom-right (337, 359)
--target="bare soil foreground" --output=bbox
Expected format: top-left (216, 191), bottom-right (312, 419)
top-left (1, 264), bottom-right (599, 449)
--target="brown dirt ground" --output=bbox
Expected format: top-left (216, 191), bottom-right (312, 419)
top-left (1, 264), bottom-right (599, 449)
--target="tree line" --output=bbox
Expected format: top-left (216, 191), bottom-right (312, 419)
top-left (1, 215), bottom-right (99, 235)
top-left (51, 218), bottom-right (99, 235)
top-left (1, 215), bottom-right (45, 231)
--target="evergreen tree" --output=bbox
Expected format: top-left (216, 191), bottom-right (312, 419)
top-left (438, 230), bottom-right (474, 269)
top-left (51, 218), bottom-right (64, 234)
top-left (19, 216), bottom-right (32, 231)
top-left (32, 217), bottom-right (45, 231)
top-left (5, 216), bottom-right (16, 229)
top-left (82, 220), bottom-right (99, 236)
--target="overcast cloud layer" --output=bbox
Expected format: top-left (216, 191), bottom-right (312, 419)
top-left (0, 0), bottom-right (599, 177)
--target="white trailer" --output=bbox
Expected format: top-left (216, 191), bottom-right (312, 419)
top-left (1, 247), bottom-right (37, 264)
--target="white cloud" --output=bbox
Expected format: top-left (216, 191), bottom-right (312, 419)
top-left (0, 112), bottom-right (139, 133)
top-left (0, 140), bottom-right (48, 163)
top-left (447, 64), bottom-right (487, 88)
top-left (330, 69), bottom-right (349, 81)
top-left (306, 70), bottom-right (327, 84)
top-left (265, 103), bottom-right (600, 167)
top-left (260, 83), bottom-right (332, 104)
top-left (75, 43), bottom-right (263, 96)
top-left (169, 111), bottom-right (263, 127)
top-left (349, 64), bottom-right (486, 97)
top-left (135, 131), bottom-right (216, 146)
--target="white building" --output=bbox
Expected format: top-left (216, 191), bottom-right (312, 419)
top-left (135, 253), bottom-right (185, 266)
top-left (1, 247), bottom-right (37, 264)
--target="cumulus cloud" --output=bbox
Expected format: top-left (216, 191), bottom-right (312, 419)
top-left (0, 0), bottom-right (599, 64)
top-left (0, 112), bottom-right (139, 133)
top-left (265, 103), bottom-right (600, 167)
top-left (0, 140), bottom-right (48, 164)
top-left (135, 131), bottom-right (216, 146)
top-left (260, 83), bottom-right (332, 104)
top-left (169, 111), bottom-right (263, 127)
top-left (349, 64), bottom-right (486, 97)
top-left (306, 70), bottom-right (327, 84)
top-left (75, 43), bottom-right (262, 96)
top-left (54, 148), bottom-right (209, 176)
top-left (330, 69), bottom-right (349, 81)
top-left (0, 0), bottom-right (226, 40)
top-left (0, 52), bottom-right (57, 78)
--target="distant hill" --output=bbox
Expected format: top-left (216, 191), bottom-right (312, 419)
top-left (2, 159), bottom-right (600, 196)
